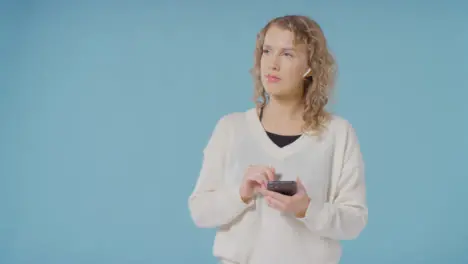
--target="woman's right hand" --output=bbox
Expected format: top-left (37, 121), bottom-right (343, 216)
top-left (239, 165), bottom-right (276, 203)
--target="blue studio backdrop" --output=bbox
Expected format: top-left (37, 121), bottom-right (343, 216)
top-left (1, 1), bottom-right (467, 263)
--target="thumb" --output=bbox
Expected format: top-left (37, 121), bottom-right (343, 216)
top-left (269, 165), bottom-right (276, 173)
top-left (268, 166), bottom-right (276, 179)
top-left (296, 177), bottom-right (306, 192)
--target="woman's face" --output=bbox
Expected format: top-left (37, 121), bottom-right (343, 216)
top-left (260, 25), bottom-right (310, 99)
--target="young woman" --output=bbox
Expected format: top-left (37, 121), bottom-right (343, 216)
top-left (189, 15), bottom-right (368, 264)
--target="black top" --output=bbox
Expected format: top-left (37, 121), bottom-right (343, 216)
top-left (259, 107), bottom-right (301, 148)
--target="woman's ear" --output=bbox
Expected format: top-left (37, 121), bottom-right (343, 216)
top-left (303, 68), bottom-right (312, 78)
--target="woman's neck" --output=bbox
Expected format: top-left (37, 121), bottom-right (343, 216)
top-left (259, 97), bottom-right (305, 135)
top-left (263, 96), bottom-right (304, 121)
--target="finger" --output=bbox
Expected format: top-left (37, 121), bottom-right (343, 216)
top-left (296, 177), bottom-right (305, 188)
top-left (259, 188), bottom-right (289, 203)
top-left (265, 166), bottom-right (276, 181)
top-left (252, 166), bottom-right (274, 181)
top-left (253, 173), bottom-right (269, 188)
top-left (247, 165), bottom-right (275, 181)
top-left (252, 177), bottom-right (266, 188)
top-left (296, 177), bottom-right (307, 194)
top-left (265, 196), bottom-right (285, 211)
top-left (253, 178), bottom-right (264, 188)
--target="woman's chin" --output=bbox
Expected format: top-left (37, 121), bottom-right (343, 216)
top-left (264, 84), bottom-right (283, 94)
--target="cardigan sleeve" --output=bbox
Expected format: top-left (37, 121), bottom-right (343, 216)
top-left (298, 121), bottom-right (368, 240)
top-left (188, 115), bottom-right (255, 228)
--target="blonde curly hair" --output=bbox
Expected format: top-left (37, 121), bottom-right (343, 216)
top-left (250, 15), bottom-right (337, 135)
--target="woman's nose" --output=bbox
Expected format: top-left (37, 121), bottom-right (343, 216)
top-left (269, 56), bottom-right (280, 71)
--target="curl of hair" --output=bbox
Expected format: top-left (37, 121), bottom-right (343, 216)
top-left (250, 15), bottom-right (337, 135)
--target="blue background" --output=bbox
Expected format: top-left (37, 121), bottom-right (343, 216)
top-left (1, 0), bottom-right (467, 263)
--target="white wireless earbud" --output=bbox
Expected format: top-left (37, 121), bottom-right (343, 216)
top-left (303, 68), bottom-right (311, 78)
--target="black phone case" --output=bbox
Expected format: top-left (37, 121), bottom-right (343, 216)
top-left (267, 181), bottom-right (297, 196)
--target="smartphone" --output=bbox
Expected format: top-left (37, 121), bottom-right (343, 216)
top-left (267, 181), bottom-right (297, 196)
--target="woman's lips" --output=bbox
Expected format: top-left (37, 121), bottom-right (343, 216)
top-left (266, 74), bottom-right (281, 83)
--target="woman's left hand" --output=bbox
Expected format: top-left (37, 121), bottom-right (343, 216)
top-left (259, 177), bottom-right (311, 218)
